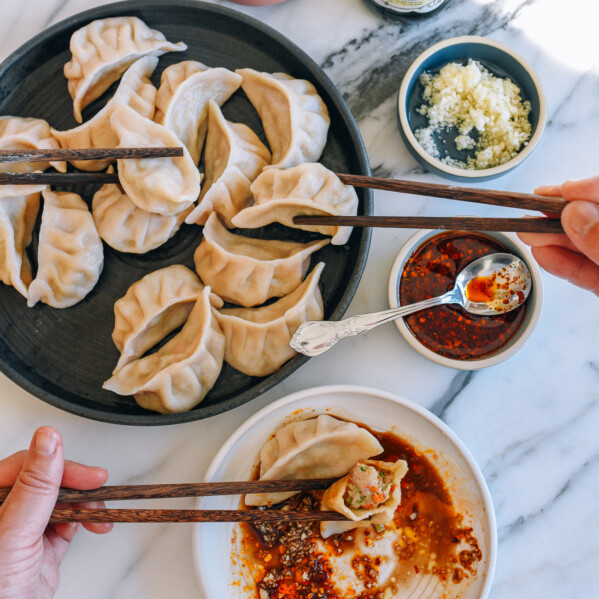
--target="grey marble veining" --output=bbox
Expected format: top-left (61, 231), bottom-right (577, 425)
top-left (0, 0), bottom-right (597, 598)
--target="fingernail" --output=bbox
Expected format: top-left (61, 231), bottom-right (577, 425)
top-left (534, 184), bottom-right (561, 195)
top-left (35, 428), bottom-right (59, 456)
top-left (566, 201), bottom-right (599, 236)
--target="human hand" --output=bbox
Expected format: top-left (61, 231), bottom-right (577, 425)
top-left (518, 176), bottom-right (599, 295)
top-left (0, 427), bottom-right (112, 599)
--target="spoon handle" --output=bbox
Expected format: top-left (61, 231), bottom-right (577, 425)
top-left (290, 292), bottom-right (458, 356)
top-left (334, 293), bottom-right (454, 339)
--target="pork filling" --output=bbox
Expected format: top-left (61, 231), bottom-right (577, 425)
top-left (343, 463), bottom-right (393, 510)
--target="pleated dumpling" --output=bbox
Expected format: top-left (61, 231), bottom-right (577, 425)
top-left (319, 458), bottom-right (408, 539)
top-left (232, 163), bottom-right (358, 245)
top-left (215, 262), bottom-right (325, 377)
top-left (64, 17), bottom-right (186, 123)
top-left (111, 265), bottom-right (209, 373)
top-left (185, 102), bottom-right (270, 227)
top-left (0, 184), bottom-right (45, 298)
top-left (236, 68), bottom-right (329, 170)
top-left (92, 167), bottom-right (189, 254)
top-left (103, 286), bottom-right (225, 414)
top-left (27, 189), bottom-right (103, 308)
top-left (194, 212), bottom-right (328, 307)
top-left (244, 414), bottom-right (383, 507)
top-left (155, 62), bottom-right (242, 165)
top-left (109, 105), bottom-right (201, 215)
top-left (52, 56), bottom-right (158, 171)
top-left (0, 117), bottom-right (66, 173)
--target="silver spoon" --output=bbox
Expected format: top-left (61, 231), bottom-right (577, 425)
top-left (290, 252), bottom-right (531, 357)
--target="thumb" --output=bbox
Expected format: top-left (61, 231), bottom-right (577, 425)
top-left (561, 201), bottom-right (599, 266)
top-left (0, 427), bottom-right (64, 541)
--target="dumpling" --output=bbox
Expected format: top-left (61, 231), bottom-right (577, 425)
top-left (194, 212), bottom-right (328, 307)
top-left (244, 414), bottom-right (384, 507)
top-left (64, 17), bottom-right (186, 123)
top-left (215, 262), bottom-right (325, 377)
top-left (184, 101), bottom-right (270, 226)
top-left (0, 117), bottom-right (66, 173)
top-left (236, 68), bottom-right (329, 169)
top-left (319, 458), bottom-right (408, 539)
top-left (155, 62), bottom-right (242, 165)
top-left (231, 163), bottom-right (358, 245)
top-left (111, 264), bottom-right (208, 372)
top-left (92, 167), bottom-right (190, 254)
top-left (103, 286), bottom-right (225, 414)
top-left (52, 56), bottom-right (158, 171)
top-left (109, 105), bottom-right (201, 215)
top-left (27, 189), bottom-right (103, 309)
top-left (0, 184), bottom-right (45, 298)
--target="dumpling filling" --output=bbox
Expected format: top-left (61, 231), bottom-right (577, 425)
top-left (344, 462), bottom-right (393, 510)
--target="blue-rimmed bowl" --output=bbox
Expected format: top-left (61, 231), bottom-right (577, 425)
top-left (397, 36), bottom-right (546, 181)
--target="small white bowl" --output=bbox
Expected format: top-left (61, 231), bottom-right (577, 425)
top-left (193, 385), bottom-right (497, 599)
top-left (388, 229), bottom-right (543, 369)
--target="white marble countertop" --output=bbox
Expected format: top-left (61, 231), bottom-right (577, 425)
top-left (0, 0), bottom-right (597, 598)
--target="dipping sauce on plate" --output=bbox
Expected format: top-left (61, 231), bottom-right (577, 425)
top-left (239, 424), bottom-right (481, 598)
top-left (399, 231), bottom-right (527, 360)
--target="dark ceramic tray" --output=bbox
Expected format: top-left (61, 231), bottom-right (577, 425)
top-left (0, 0), bottom-right (372, 425)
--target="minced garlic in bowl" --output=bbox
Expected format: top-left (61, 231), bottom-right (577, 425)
top-left (397, 36), bottom-right (546, 181)
top-left (415, 60), bottom-right (532, 169)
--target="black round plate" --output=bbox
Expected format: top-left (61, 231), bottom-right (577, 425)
top-left (0, 0), bottom-right (372, 425)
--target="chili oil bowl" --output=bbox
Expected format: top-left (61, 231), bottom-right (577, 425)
top-left (397, 36), bottom-right (547, 182)
top-left (388, 228), bottom-right (543, 370)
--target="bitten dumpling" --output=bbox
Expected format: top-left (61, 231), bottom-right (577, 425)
top-left (27, 189), bottom-right (103, 309)
top-left (155, 62), bottom-right (242, 165)
top-left (232, 163), bottom-right (358, 245)
top-left (92, 167), bottom-right (189, 254)
top-left (64, 17), bottom-right (186, 123)
top-left (215, 262), bottom-right (325, 377)
top-left (194, 212), bottom-right (328, 307)
top-left (0, 184), bottom-right (45, 298)
top-left (185, 101), bottom-right (270, 227)
top-left (103, 286), bottom-right (225, 414)
top-left (111, 265), bottom-right (208, 373)
top-left (0, 117), bottom-right (66, 173)
top-left (110, 105), bottom-right (201, 215)
top-left (236, 68), bottom-right (329, 170)
top-left (319, 458), bottom-right (408, 539)
top-left (244, 414), bottom-right (384, 507)
top-left (52, 56), bottom-right (158, 171)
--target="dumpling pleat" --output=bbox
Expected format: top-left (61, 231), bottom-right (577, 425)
top-left (245, 415), bottom-right (384, 506)
top-left (111, 265), bottom-right (208, 372)
top-left (194, 212), bottom-right (328, 307)
top-left (215, 262), bottom-right (325, 377)
top-left (27, 189), bottom-right (103, 309)
top-left (52, 56), bottom-right (158, 171)
top-left (232, 163), bottom-right (358, 245)
top-left (104, 286), bottom-right (225, 414)
top-left (64, 17), bottom-right (186, 123)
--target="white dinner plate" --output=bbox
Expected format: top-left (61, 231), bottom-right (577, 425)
top-left (192, 385), bottom-right (497, 598)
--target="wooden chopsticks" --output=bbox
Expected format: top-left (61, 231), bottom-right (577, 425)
top-left (336, 174), bottom-right (566, 214)
top-left (0, 478), bottom-right (345, 523)
top-left (297, 173), bottom-right (565, 233)
top-left (0, 477), bottom-right (338, 502)
top-left (48, 508), bottom-right (348, 524)
top-left (0, 172), bottom-right (120, 185)
top-left (293, 215), bottom-right (564, 233)
top-left (0, 147), bottom-right (183, 163)
top-left (0, 152), bottom-right (565, 233)
top-left (0, 148), bottom-right (180, 185)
